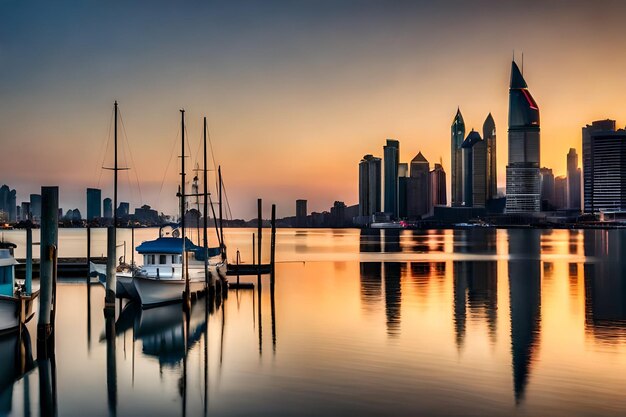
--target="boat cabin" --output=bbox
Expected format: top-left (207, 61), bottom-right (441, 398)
top-left (135, 237), bottom-right (220, 279)
top-left (0, 249), bottom-right (17, 297)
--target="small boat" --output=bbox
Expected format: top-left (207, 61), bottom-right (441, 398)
top-left (133, 236), bottom-right (224, 307)
top-left (0, 243), bottom-right (39, 333)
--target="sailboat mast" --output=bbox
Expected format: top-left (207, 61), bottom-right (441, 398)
top-left (203, 117), bottom-right (209, 286)
top-left (180, 110), bottom-right (189, 297)
top-left (114, 101), bottom-right (118, 229)
top-left (218, 166), bottom-right (224, 261)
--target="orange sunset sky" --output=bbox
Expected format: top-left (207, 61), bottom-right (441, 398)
top-left (2, 1), bottom-right (626, 219)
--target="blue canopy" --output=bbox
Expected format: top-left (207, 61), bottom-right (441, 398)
top-left (136, 237), bottom-right (220, 259)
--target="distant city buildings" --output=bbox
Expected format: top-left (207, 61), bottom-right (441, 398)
top-left (358, 155), bottom-right (382, 217)
top-left (29, 194), bottom-right (42, 223)
top-left (406, 152), bottom-right (430, 217)
top-left (116, 202), bottom-right (130, 218)
top-left (296, 199), bottom-right (308, 227)
top-left (134, 205), bottom-right (159, 224)
top-left (566, 148), bottom-right (581, 211)
top-left (505, 60), bottom-right (541, 213)
top-left (430, 163), bottom-right (447, 207)
top-left (86, 188), bottom-right (102, 220)
top-left (484, 113), bottom-right (497, 201)
top-left (103, 198), bottom-right (113, 218)
top-left (539, 167), bottom-right (555, 210)
top-left (383, 139), bottom-right (400, 217)
top-left (461, 130), bottom-right (487, 208)
top-left (582, 120), bottom-right (626, 213)
top-left (554, 176), bottom-right (567, 209)
top-left (0, 185), bottom-right (17, 223)
top-left (451, 109), bottom-right (465, 207)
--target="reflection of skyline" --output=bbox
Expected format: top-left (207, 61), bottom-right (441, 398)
top-left (384, 262), bottom-right (402, 337)
top-left (583, 230), bottom-right (626, 344)
top-left (508, 229), bottom-right (541, 405)
top-left (452, 229), bottom-right (498, 350)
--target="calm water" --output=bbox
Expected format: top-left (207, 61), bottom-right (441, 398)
top-left (1, 227), bottom-right (626, 416)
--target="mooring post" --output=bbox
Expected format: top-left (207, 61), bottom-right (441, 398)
top-left (257, 199), bottom-right (262, 271)
top-left (105, 225), bottom-right (116, 310)
top-left (270, 204), bottom-right (276, 277)
top-left (252, 233), bottom-right (256, 265)
top-left (86, 225), bottom-right (91, 267)
top-left (37, 186), bottom-right (58, 354)
top-left (25, 226), bottom-right (32, 295)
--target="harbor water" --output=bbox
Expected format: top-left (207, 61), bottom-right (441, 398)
top-left (1, 227), bottom-right (626, 416)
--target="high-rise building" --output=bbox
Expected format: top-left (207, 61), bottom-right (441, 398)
top-left (406, 152), bottom-right (430, 218)
top-left (86, 188), bottom-right (102, 220)
top-left (30, 194), bottom-right (42, 223)
top-left (398, 163), bottom-right (409, 218)
top-left (20, 202), bottom-right (31, 221)
top-left (117, 202), bottom-right (130, 218)
top-left (430, 163), bottom-right (447, 207)
top-left (582, 120), bottom-right (626, 213)
top-left (0, 185), bottom-right (17, 223)
top-left (296, 199), bottom-right (307, 227)
top-left (383, 139), bottom-right (400, 217)
top-left (483, 113), bottom-right (497, 200)
top-left (554, 176), bottom-right (567, 209)
top-left (505, 61), bottom-right (541, 213)
top-left (103, 198), bottom-right (113, 219)
top-left (566, 148), bottom-right (581, 211)
top-left (461, 130), bottom-right (487, 208)
top-left (358, 155), bottom-right (382, 217)
top-left (539, 167), bottom-right (555, 210)
top-left (451, 108), bottom-right (465, 206)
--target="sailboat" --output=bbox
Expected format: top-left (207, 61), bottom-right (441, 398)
top-left (133, 111), bottom-right (226, 308)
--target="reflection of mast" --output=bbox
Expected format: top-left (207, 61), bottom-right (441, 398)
top-left (105, 311), bottom-right (117, 417)
top-left (203, 294), bottom-right (209, 417)
top-left (257, 274), bottom-right (263, 355)
top-left (270, 271), bottom-right (276, 353)
top-left (181, 307), bottom-right (190, 417)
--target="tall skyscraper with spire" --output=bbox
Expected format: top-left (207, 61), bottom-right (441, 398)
top-left (505, 61), bottom-right (541, 213)
top-left (483, 113), bottom-right (497, 200)
top-left (451, 108), bottom-right (465, 207)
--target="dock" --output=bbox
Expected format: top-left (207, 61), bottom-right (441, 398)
top-left (15, 257), bottom-right (106, 278)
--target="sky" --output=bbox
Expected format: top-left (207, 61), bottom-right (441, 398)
top-left (2, 0), bottom-right (626, 219)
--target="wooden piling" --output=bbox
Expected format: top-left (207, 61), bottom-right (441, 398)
top-left (25, 226), bottom-right (32, 294)
top-left (37, 186), bottom-right (58, 353)
top-left (105, 225), bottom-right (116, 309)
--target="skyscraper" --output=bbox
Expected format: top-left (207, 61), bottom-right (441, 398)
top-left (505, 61), bottom-right (541, 213)
top-left (461, 130), bottom-right (487, 208)
top-left (582, 120), bottom-right (626, 213)
top-left (451, 108), bottom-right (465, 206)
top-left (296, 199), bottom-right (307, 227)
top-left (554, 176), bottom-right (567, 209)
top-left (383, 139), bottom-right (400, 217)
top-left (539, 167), bottom-right (555, 210)
top-left (358, 154), bottom-right (382, 217)
top-left (430, 163), bottom-right (447, 207)
top-left (483, 113), bottom-right (497, 200)
top-left (103, 197), bottom-right (113, 219)
top-left (30, 194), bottom-right (42, 223)
top-left (86, 188), bottom-right (102, 220)
top-left (566, 148), bottom-right (581, 211)
top-left (406, 152), bottom-right (430, 218)
top-left (398, 163), bottom-right (409, 218)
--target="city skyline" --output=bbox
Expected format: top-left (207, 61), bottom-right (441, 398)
top-left (3, 1), bottom-right (626, 219)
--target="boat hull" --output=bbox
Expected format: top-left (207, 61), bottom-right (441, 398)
top-left (133, 277), bottom-right (206, 308)
top-left (119, 275), bottom-right (139, 300)
top-left (0, 292), bottom-right (38, 334)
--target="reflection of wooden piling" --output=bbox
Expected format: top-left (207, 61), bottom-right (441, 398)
top-left (257, 199), bottom-right (262, 273)
top-left (37, 186), bottom-right (58, 354)
top-left (270, 204), bottom-right (276, 277)
top-left (104, 308), bottom-right (117, 417)
top-left (252, 233), bottom-right (255, 266)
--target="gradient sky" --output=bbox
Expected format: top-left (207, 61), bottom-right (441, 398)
top-left (2, 0), bottom-right (626, 219)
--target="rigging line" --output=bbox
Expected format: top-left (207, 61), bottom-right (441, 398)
top-left (96, 107), bottom-right (115, 189)
top-left (158, 127), bottom-right (181, 205)
top-left (119, 110), bottom-right (144, 206)
top-left (205, 121), bottom-right (219, 191)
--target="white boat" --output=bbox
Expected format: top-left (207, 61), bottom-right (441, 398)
top-left (133, 236), bottom-right (225, 307)
top-left (0, 245), bottom-right (39, 333)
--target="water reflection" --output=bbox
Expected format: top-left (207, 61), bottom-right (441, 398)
top-left (0, 327), bottom-right (35, 415)
top-left (383, 262), bottom-right (402, 337)
top-left (584, 230), bottom-right (626, 344)
top-left (508, 229), bottom-right (541, 405)
top-left (453, 229), bottom-right (498, 349)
